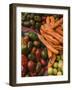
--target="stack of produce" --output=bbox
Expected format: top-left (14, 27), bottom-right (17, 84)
top-left (21, 13), bottom-right (63, 76)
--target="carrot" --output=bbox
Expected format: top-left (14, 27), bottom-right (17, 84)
top-left (46, 16), bottom-right (50, 25)
top-left (40, 25), bottom-right (45, 30)
top-left (44, 24), bottom-right (53, 31)
top-left (48, 54), bottom-right (56, 67)
top-left (49, 16), bottom-right (55, 27)
top-left (56, 26), bottom-right (63, 36)
top-left (37, 33), bottom-right (59, 54)
top-left (42, 29), bottom-right (63, 43)
top-left (54, 45), bottom-right (63, 50)
top-left (48, 49), bottom-right (53, 59)
top-left (53, 18), bottom-right (63, 28)
top-left (40, 30), bottom-right (60, 45)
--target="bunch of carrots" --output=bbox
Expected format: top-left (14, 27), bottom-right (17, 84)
top-left (37, 16), bottom-right (63, 68)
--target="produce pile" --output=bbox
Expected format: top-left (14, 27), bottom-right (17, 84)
top-left (21, 13), bottom-right (63, 77)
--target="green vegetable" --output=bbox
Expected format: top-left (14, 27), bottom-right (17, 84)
top-left (30, 13), bottom-right (34, 19)
top-left (28, 32), bottom-right (38, 41)
top-left (53, 62), bottom-right (58, 69)
top-left (29, 19), bottom-right (35, 26)
top-left (22, 13), bottom-right (28, 21)
top-left (23, 21), bottom-right (30, 27)
top-left (48, 67), bottom-right (53, 75)
top-left (36, 62), bottom-right (41, 73)
top-left (56, 55), bottom-right (61, 62)
top-left (60, 55), bottom-right (63, 60)
top-left (57, 71), bottom-right (62, 75)
top-left (53, 68), bottom-right (57, 75)
top-left (28, 41), bottom-right (33, 50)
top-left (26, 14), bottom-right (31, 20)
top-left (58, 61), bottom-right (63, 71)
top-left (28, 53), bottom-right (35, 60)
top-left (41, 49), bottom-right (48, 59)
top-left (34, 15), bottom-right (41, 22)
top-left (21, 44), bottom-right (28, 54)
top-left (35, 22), bottom-right (41, 30)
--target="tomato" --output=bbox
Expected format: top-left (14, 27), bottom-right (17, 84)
top-left (21, 55), bottom-right (28, 68)
top-left (40, 58), bottom-right (47, 66)
top-left (28, 60), bottom-right (36, 72)
top-left (35, 49), bottom-right (41, 59)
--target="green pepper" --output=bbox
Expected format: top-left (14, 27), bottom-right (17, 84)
top-left (28, 53), bottom-right (35, 60)
top-left (28, 32), bottom-right (38, 41)
top-left (41, 49), bottom-right (48, 59)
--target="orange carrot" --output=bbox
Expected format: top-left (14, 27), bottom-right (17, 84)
top-left (37, 33), bottom-right (59, 54)
top-left (46, 16), bottom-right (50, 25)
top-left (53, 18), bottom-right (63, 28)
top-left (49, 16), bottom-right (55, 27)
top-left (56, 26), bottom-right (63, 36)
top-left (40, 30), bottom-right (60, 45)
top-left (48, 54), bottom-right (56, 67)
top-left (42, 29), bottom-right (63, 43)
top-left (54, 45), bottom-right (63, 50)
top-left (48, 49), bottom-right (53, 59)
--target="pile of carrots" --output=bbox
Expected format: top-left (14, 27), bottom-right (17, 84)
top-left (37, 16), bottom-right (63, 68)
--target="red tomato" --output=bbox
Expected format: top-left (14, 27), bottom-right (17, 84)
top-left (40, 58), bottom-right (47, 66)
top-left (35, 49), bottom-right (41, 59)
top-left (28, 60), bottom-right (36, 72)
top-left (21, 55), bottom-right (28, 68)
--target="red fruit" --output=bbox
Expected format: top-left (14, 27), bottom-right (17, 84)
top-left (35, 49), bottom-right (41, 59)
top-left (30, 72), bottom-right (37, 76)
top-left (21, 67), bottom-right (27, 77)
top-left (28, 60), bottom-right (36, 72)
top-left (31, 47), bottom-right (36, 54)
top-left (40, 59), bottom-right (47, 66)
top-left (22, 55), bottom-right (28, 68)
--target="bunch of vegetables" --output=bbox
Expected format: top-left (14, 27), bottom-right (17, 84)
top-left (21, 13), bottom-right (63, 76)
top-left (21, 31), bottom-right (48, 77)
top-left (22, 13), bottom-right (43, 30)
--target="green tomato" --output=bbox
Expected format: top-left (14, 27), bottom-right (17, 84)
top-left (59, 60), bottom-right (63, 64)
top-left (53, 68), bottom-right (57, 75)
top-left (58, 62), bottom-right (63, 71)
top-left (41, 49), bottom-right (48, 59)
top-left (60, 55), bottom-right (63, 60)
top-left (28, 53), bottom-right (35, 60)
top-left (48, 67), bottom-right (53, 75)
top-left (56, 55), bottom-right (61, 62)
top-left (28, 32), bottom-right (38, 41)
top-left (53, 62), bottom-right (58, 69)
top-left (57, 71), bottom-right (62, 75)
